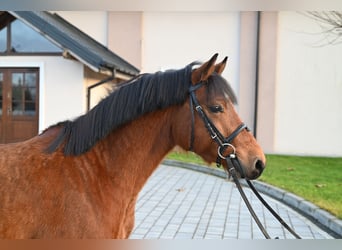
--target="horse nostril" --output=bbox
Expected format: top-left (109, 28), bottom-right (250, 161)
top-left (255, 159), bottom-right (265, 174)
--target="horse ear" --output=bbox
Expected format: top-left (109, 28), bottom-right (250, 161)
top-left (215, 56), bottom-right (228, 75)
top-left (191, 53), bottom-right (218, 84)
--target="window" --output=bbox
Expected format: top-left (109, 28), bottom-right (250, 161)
top-left (0, 17), bottom-right (62, 54)
top-left (11, 72), bottom-right (38, 116)
top-left (10, 19), bottom-right (61, 53)
top-left (0, 73), bottom-right (3, 115)
top-left (0, 26), bottom-right (6, 52)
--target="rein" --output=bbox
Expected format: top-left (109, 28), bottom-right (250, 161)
top-left (188, 82), bottom-right (301, 239)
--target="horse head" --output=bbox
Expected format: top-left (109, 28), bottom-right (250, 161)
top-left (173, 54), bottom-right (266, 180)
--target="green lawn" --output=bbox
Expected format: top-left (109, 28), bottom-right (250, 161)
top-left (167, 152), bottom-right (342, 219)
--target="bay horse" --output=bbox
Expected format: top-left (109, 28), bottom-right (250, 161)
top-left (0, 54), bottom-right (266, 238)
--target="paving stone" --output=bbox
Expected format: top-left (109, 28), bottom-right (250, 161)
top-left (130, 164), bottom-right (335, 239)
top-left (174, 232), bottom-right (194, 239)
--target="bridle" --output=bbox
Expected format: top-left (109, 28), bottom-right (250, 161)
top-left (188, 82), bottom-right (248, 177)
top-left (188, 81), bottom-right (301, 239)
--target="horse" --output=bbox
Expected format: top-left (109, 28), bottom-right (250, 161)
top-left (0, 54), bottom-right (266, 238)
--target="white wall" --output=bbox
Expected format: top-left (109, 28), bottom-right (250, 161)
top-left (0, 56), bottom-right (84, 132)
top-left (18, 11), bottom-right (340, 156)
top-left (42, 57), bottom-right (85, 129)
top-left (275, 12), bottom-right (342, 156)
top-left (141, 12), bottom-right (241, 96)
top-left (141, 11), bottom-right (342, 156)
top-left (55, 11), bottom-right (108, 46)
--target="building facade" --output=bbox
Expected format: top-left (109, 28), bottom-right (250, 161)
top-left (107, 11), bottom-right (342, 156)
top-left (1, 11), bottom-right (341, 156)
top-left (0, 11), bottom-right (138, 143)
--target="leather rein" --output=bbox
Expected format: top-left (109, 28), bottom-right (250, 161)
top-left (188, 82), bottom-right (301, 239)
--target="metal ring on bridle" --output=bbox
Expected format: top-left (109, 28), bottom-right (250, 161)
top-left (217, 143), bottom-right (236, 160)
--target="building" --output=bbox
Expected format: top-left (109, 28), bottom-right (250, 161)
top-left (1, 11), bottom-right (341, 156)
top-left (0, 11), bottom-right (139, 143)
top-left (108, 11), bottom-right (342, 156)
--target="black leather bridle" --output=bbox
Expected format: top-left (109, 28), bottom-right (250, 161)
top-left (188, 82), bottom-right (248, 177)
top-left (188, 82), bottom-right (301, 239)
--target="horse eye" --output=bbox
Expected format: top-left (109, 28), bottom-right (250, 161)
top-left (208, 105), bottom-right (223, 113)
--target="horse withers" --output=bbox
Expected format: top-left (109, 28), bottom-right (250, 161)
top-left (0, 54), bottom-right (265, 238)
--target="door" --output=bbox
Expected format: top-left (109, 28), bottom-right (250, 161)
top-left (0, 68), bottom-right (39, 143)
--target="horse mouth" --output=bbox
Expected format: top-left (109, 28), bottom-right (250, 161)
top-left (223, 158), bottom-right (265, 180)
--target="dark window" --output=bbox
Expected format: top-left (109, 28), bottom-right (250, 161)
top-left (0, 17), bottom-right (62, 54)
top-left (10, 19), bottom-right (61, 53)
top-left (0, 26), bottom-right (6, 52)
top-left (11, 72), bottom-right (37, 116)
top-left (0, 73), bottom-right (3, 115)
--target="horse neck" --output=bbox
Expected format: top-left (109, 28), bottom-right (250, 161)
top-left (94, 107), bottom-right (177, 195)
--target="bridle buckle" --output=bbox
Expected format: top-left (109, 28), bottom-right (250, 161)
top-left (211, 133), bottom-right (218, 139)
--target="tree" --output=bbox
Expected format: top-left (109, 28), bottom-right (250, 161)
top-left (304, 11), bottom-right (342, 46)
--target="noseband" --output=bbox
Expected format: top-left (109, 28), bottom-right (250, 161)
top-left (188, 82), bottom-right (248, 177)
top-left (187, 82), bottom-right (301, 239)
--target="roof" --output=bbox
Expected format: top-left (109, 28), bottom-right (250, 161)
top-left (9, 11), bottom-right (140, 76)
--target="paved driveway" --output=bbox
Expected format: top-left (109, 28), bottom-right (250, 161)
top-left (130, 164), bottom-right (333, 239)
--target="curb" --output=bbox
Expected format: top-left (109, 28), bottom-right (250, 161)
top-left (162, 159), bottom-right (342, 238)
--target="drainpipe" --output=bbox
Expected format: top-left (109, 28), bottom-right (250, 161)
top-left (87, 69), bottom-right (116, 111)
top-left (253, 11), bottom-right (261, 138)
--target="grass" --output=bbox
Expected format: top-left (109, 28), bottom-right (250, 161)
top-left (167, 152), bottom-right (342, 219)
top-left (167, 151), bottom-right (206, 165)
top-left (260, 154), bottom-right (342, 219)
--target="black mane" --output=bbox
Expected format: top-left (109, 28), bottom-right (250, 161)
top-left (47, 63), bottom-right (194, 155)
top-left (47, 63), bottom-right (237, 156)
